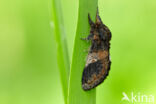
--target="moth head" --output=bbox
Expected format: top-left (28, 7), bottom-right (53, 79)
top-left (88, 11), bottom-right (111, 41)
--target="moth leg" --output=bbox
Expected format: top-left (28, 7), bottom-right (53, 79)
top-left (83, 48), bottom-right (90, 53)
top-left (81, 33), bottom-right (93, 41)
top-left (80, 37), bottom-right (89, 41)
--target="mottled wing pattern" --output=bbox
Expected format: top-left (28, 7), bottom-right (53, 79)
top-left (82, 51), bottom-right (111, 90)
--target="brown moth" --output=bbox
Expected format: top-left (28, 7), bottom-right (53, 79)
top-left (81, 10), bottom-right (111, 91)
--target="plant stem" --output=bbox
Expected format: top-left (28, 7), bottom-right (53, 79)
top-left (68, 0), bottom-right (98, 104)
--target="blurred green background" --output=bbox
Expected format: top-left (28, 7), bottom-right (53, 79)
top-left (0, 0), bottom-right (156, 104)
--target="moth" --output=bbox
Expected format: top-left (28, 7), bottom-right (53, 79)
top-left (81, 10), bottom-right (112, 91)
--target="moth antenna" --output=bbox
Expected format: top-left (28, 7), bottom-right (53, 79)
top-left (96, 7), bottom-right (99, 17)
top-left (88, 13), bottom-right (94, 26)
top-left (96, 7), bottom-right (103, 24)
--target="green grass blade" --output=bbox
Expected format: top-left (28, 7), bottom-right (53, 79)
top-left (68, 0), bottom-right (98, 104)
top-left (51, 0), bottom-right (70, 103)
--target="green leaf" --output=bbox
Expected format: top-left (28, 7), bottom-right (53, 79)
top-left (51, 0), bottom-right (70, 103)
top-left (68, 0), bottom-right (98, 104)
